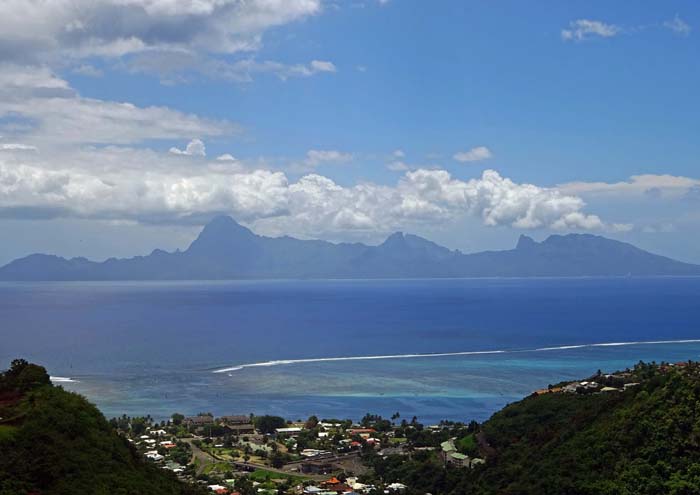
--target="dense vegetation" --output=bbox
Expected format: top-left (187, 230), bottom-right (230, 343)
top-left (366, 361), bottom-right (700, 495)
top-left (0, 359), bottom-right (205, 495)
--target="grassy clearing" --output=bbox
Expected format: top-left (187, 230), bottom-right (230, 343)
top-left (249, 468), bottom-right (308, 484)
top-left (0, 424), bottom-right (17, 442)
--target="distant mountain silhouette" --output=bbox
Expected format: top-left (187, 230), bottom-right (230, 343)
top-left (1, 215), bottom-right (698, 280)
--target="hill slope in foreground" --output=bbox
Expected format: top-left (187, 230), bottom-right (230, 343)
top-left (1, 215), bottom-right (699, 280)
top-left (376, 360), bottom-right (700, 495)
top-left (0, 360), bottom-right (204, 495)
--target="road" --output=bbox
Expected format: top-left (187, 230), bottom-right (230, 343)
top-left (181, 438), bottom-right (328, 481)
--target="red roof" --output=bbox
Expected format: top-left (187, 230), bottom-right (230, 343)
top-left (348, 428), bottom-right (375, 434)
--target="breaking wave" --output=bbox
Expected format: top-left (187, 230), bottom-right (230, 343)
top-left (213, 338), bottom-right (700, 374)
top-left (50, 376), bottom-right (79, 383)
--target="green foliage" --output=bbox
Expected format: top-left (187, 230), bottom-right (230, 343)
top-left (459, 365), bottom-right (700, 495)
top-left (0, 360), bottom-right (205, 495)
top-left (369, 363), bottom-right (700, 495)
top-left (455, 433), bottom-right (478, 456)
top-left (253, 415), bottom-right (286, 434)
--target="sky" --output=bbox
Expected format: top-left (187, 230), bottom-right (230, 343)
top-left (0, 0), bottom-right (699, 265)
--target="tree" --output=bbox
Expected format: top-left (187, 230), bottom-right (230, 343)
top-left (253, 415), bottom-right (286, 434)
top-left (305, 415), bottom-right (319, 429)
top-left (172, 413), bottom-right (185, 426)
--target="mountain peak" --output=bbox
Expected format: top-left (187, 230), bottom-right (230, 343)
top-left (516, 234), bottom-right (538, 250)
top-left (186, 215), bottom-right (256, 255)
top-left (381, 232), bottom-right (406, 247)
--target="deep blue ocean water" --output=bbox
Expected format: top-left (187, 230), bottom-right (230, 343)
top-left (2, 278), bottom-right (700, 424)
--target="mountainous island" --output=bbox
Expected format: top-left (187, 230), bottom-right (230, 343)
top-left (3, 359), bottom-right (700, 494)
top-left (1, 215), bottom-right (699, 281)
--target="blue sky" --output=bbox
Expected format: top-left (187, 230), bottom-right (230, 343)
top-left (0, 0), bottom-right (698, 264)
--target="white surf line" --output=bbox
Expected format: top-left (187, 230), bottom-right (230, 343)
top-left (50, 376), bottom-right (79, 383)
top-left (213, 338), bottom-right (700, 374)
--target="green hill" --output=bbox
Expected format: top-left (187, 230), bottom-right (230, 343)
top-left (366, 361), bottom-right (700, 495)
top-left (0, 359), bottom-right (204, 495)
top-left (464, 361), bottom-right (700, 494)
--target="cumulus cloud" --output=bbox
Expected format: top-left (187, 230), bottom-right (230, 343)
top-left (0, 0), bottom-right (322, 61)
top-left (170, 139), bottom-right (206, 157)
top-left (453, 146), bottom-right (492, 162)
top-left (0, 139), bottom-right (624, 235)
top-left (0, 1), bottom-right (333, 84)
top-left (562, 19), bottom-right (620, 41)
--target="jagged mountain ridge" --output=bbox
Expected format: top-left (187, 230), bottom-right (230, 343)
top-left (1, 215), bottom-right (698, 280)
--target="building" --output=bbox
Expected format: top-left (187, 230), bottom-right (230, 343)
top-left (184, 414), bottom-right (214, 426)
top-left (220, 415), bottom-right (250, 425)
top-left (275, 427), bottom-right (303, 436)
top-left (301, 459), bottom-right (336, 474)
top-left (219, 415), bottom-right (255, 434)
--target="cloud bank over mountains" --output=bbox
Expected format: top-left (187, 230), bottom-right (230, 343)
top-left (4, 60), bottom-right (697, 240)
top-left (0, 2), bottom-right (695, 247)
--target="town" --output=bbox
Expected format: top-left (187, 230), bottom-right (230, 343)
top-left (113, 410), bottom-right (485, 495)
top-left (112, 361), bottom-right (687, 495)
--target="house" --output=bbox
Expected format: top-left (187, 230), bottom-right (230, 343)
top-left (347, 428), bottom-right (375, 439)
top-left (275, 427), bottom-right (303, 436)
top-left (447, 452), bottom-right (470, 468)
top-left (145, 451), bottom-right (164, 462)
top-left (440, 439), bottom-right (456, 463)
top-left (301, 448), bottom-right (330, 457)
top-left (185, 414), bottom-right (214, 426)
top-left (220, 415), bottom-right (250, 424)
top-left (207, 484), bottom-right (228, 493)
top-left (301, 459), bottom-right (336, 474)
top-left (226, 423), bottom-right (256, 435)
top-left (219, 414), bottom-right (255, 434)
top-left (386, 482), bottom-right (407, 492)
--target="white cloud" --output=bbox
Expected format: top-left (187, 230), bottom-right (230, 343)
top-left (127, 53), bottom-right (336, 82)
top-left (72, 64), bottom-right (104, 77)
top-left (0, 143), bottom-right (38, 152)
top-left (303, 149), bottom-right (353, 168)
top-left (453, 146), bottom-right (492, 162)
top-left (0, 64), bottom-right (234, 145)
top-left (387, 161), bottom-right (409, 172)
top-left (170, 139), bottom-right (206, 157)
top-left (0, 139), bottom-right (624, 235)
top-left (0, 1), bottom-right (332, 84)
top-left (558, 174), bottom-right (700, 200)
top-left (309, 60), bottom-right (337, 73)
top-left (562, 19), bottom-right (620, 41)
top-left (392, 149), bottom-right (405, 158)
top-left (0, 0), bottom-right (322, 61)
top-left (216, 153), bottom-right (237, 161)
top-left (664, 15), bottom-right (692, 36)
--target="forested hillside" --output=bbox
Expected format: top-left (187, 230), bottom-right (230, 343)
top-left (0, 359), bottom-right (204, 495)
top-left (366, 361), bottom-right (700, 495)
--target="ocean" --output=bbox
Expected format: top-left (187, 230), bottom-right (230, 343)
top-left (2, 277), bottom-right (700, 424)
